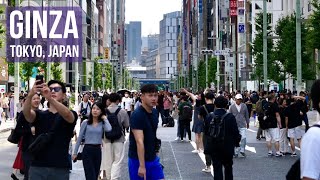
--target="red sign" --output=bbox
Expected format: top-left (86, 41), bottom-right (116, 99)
top-left (230, 0), bottom-right (237, 16)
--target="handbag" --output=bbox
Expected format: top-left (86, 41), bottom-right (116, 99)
top-left (76, 123), bottom-right (88, 161)
top-left (7, 129), bottom-right (20, 144)
top-left (27, 116), bottom-right (58, 156)
top-left (28, 132), bottom-right (53, 155)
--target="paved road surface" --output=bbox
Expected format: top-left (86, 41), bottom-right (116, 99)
top-left (0, 119), bottom-right (299, 180)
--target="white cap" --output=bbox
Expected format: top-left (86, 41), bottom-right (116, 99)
top-left (235, 94), bottom-right (243, 100)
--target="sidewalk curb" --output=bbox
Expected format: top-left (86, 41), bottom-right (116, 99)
top-left (0, 128), bottom-right (12, 133)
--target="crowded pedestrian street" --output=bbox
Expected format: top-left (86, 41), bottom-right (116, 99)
top-left (0, 115), bottom-right (302, 180)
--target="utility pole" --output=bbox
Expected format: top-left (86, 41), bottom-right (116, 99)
top-left (263, 0), bottom-right (268, 91)
top-left (296, 0), bottom-right (302, 94)
top-left (75, 62), bottom-right (79, 106)
top-left (216, 0), bottom-right (220, 90)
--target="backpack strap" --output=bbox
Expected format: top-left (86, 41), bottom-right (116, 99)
top-left (115, 108), bottom-right (121, 115)
top-left (105, 109), bottom-right (111, 115)
top-left (203, 105), bottom-right (209, 116)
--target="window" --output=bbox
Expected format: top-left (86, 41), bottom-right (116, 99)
top-left (267, 13), bottom-right (272, 24)
top-left (308, 1), bottom-right (312, 12)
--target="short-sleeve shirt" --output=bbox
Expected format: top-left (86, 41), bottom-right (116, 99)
top-left (128, 106), bottom-right (158, 161)
top-left (284, 103), bottom-right (303, 128)
top-left (264, 102), bottom-right (279, 128)
top-left (199, 104), bottom-right (215, 118)
top-left (300, 123), bottom-right (320, 180)
top-left (31, 110), bottom-right (77, 168)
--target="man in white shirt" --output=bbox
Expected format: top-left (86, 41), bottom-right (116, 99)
top-left (121, 92), bottom-right (133, 118)
top-left (300, 79), bottom-right (320, 180)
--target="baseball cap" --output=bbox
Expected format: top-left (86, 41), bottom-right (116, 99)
top-left (235, 94), bottom-right (243, 100)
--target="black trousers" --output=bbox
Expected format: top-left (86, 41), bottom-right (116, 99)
top-left (203, 135), bottom-right (212, 166)
top-left (82, 145), bottom-right (101, 180)
top-left (179, 121), bottom-right (191, 140)
top-left (211, 154), bottom-right (233, 180)
top-left (22, 151), bottom-right (32, 180)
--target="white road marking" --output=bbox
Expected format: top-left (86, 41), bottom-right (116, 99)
top-left (245, 145), bottom-right (257, 153)
top-left (169, 141), bottom-right (183, 180)
top-left (190, 141), bottom-right (214, 176)
top-left (247, 129), bottom-right (257, 133)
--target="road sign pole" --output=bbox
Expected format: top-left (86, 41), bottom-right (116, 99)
top-left (206, 53), bottom-right (208, 87)
top-left (216, 0), bottom-right (220, 90)
top-left (263, 0), bottom-right (268, 91)
top-left (296, 0), bottom-right (302, 94)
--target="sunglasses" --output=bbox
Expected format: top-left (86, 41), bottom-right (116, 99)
top-left (49, 87), bottom-right (62, 92)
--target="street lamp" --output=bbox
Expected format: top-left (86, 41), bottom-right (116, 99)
top-left (201, 49), bottom-right (213, 88)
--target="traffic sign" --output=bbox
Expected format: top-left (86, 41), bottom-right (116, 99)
top-left (214, 49), bottom-right (231, 56)
top-left (97, 59), bottom-right (109, 64)
top-left (102, 74), bottom-right (106, 81)
top-left (239, 24), bottom-right (245, 33)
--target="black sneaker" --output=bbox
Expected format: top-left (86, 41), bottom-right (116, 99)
top-left (240, 152), bottom-right (246, 157)
top-left (11, 173), bottom-right (19, 180)
top-left (291, 152), bottom-right (297, 157)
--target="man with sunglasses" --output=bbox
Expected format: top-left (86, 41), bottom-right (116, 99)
top-left (23, 80), bottom-right (78, 180)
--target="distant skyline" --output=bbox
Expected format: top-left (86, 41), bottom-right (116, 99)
top-left (125, 0), bottom-right (181, 36)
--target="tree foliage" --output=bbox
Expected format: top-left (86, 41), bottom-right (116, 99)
top-left (51, 62), bottom-right (62, 81)
top-left (275, 13), bottom-right (315, 81)
top-left (307, 0), bottom-right (320, 50)
top-left (251, 13), bottom-right (282, 82)
top-left (197, 57), bottom-right (217, 89)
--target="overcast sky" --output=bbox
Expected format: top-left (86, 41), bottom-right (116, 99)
top-left (125, 0), bottom-right (181, 36)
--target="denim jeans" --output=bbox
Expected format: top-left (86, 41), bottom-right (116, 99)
top-left (29, 166), bottom-right (69, 180)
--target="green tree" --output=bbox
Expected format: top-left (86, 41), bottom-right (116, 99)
top-left (93, 58), bottom-right (103, 89)
top-left (306, 0), bottom-right (320, 75)
top-left (20, 62), bottom-right (41, 90)
top-left (197, 57), bottom-right (217, 89)
top-left (251, 13), bottom-right (281, 83)
top-left (51, 62), bottom-right (62, 81)
top-left (6, 60), bottom-right (15, 76)
top-left (275, 13), bottom-right (314, 81)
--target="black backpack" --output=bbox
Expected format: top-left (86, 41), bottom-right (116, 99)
top-left (180, 103), bottom-right (193, 121)
top-left (105, 108), bottom-right (123, 142)
top-left (258, 102), bottom-right (274, 130)
top-left (286, 124), bottom-right (320, 180)
top-left (208, 113), bottom-right (229, 144)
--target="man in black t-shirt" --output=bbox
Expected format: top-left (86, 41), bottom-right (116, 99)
top-left (23, 80), bottom-right (77, 180)
top-left (264, 94), bottom-right (282, 157)
top-left (284, 97), bottom-right (305, 157)
top-left (198, 91), bottom-right (215, 173)
top-left (128, 84), bottom-right (164, 180)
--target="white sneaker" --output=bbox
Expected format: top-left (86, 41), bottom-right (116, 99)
top-left (202, 167), bottom-right (211, 173)
top-left (192, 150), bottom-right (199, 153)
top-left (174, 137), bottom-right (180, 141)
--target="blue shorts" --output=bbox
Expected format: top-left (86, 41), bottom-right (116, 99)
top-left (128, 156), bottom-right (165, 180)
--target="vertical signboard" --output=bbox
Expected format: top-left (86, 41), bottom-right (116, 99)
top-left (0, 58), bottom-right (8, 82)
top-left (230, 0), bottom-right (237, 16)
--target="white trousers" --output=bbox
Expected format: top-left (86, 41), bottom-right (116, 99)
top-left (279, 128), bottom-right (289, 153)
top-left (101, 142), bottom-right (125, 180)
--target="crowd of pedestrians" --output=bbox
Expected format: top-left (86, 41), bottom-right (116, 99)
top-left (4, 76), bottom-right (320, 180)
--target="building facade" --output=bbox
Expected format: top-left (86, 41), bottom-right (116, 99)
top-left (146, 49), bottom-right (158, 78)
top-left (159, 11), bottom-right (181, 79)
top-left (147, 34), bottom-right (159, 51)
top-left (125, 21), bottom-right (142, 64)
